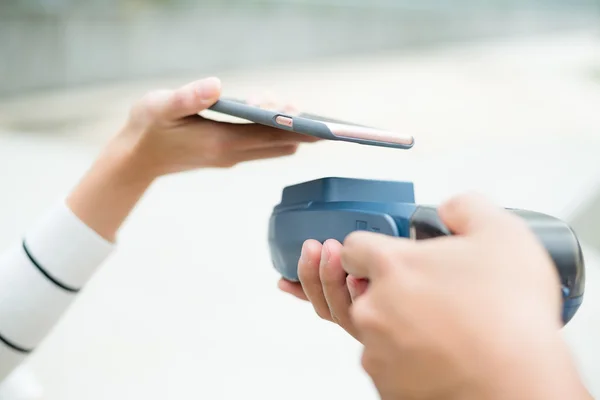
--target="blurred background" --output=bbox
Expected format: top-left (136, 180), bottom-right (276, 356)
top-left (1, 1), bottom-right (600, 399)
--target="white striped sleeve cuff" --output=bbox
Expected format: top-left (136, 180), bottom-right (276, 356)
top-left (0, 202), bottom-right (115, 380)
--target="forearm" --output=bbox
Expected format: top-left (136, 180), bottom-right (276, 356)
top-left (67, 134), bottom-right (156, 242)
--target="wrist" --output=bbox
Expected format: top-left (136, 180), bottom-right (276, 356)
top-left (465, 331), bottom-right (589, 400)
top-left (66, 131), bottom-right (157, 242)
top-left (102, 128), bottom-right (161, 184)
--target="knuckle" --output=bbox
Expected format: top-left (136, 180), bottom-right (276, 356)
top-left (393, 243), bottom-right (423, 268)
top-left (207, 135), bottom-right (231, 158)
top-left (329, 312), bottom-right (342, 325)
top-left (395, 272), bottom-right (424, 301)
top-left (360, 350), bottom-right (382, 375)
top-left (282, 145), bottom-right (299, 155)
top-left (315, 308), bottom-right (333, 322)
top-left (351, 298), bottom-right (385, 333)
top-left (372, 246), bottom-right (393, 264)
top-left (343, 231), bottom-right (364, 248)
top-left (130, 90), bottom-right (170, 128)
top-left (169, 91), bottom-right (188, 113)
top-left (370, 247), bottom-right (399, 273)
top-left (440, 192), bottom-right (473, 216)
top-left (138, 91), bottom-right (164, 118)
top-left (334, 313), bottom-right (355, 332)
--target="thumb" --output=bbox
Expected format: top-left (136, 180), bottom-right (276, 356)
top-left (341, 231), bottom-right (413, 279)
top-left (438, 192), bottom-right (506, 235)
top-left (153, 77), bottom-right (221, 120)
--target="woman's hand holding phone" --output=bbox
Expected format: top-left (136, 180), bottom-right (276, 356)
top-left (67, 77), bottom-right (318, 242)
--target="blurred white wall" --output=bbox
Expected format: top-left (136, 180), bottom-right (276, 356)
top-left (1, 0), bottom-right (599, 96)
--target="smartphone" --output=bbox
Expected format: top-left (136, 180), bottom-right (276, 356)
top-left (200, 98), bottom-right (414, 150)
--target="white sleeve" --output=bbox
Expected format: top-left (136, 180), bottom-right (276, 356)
top-left (0, 203), bottom-right (114, 382)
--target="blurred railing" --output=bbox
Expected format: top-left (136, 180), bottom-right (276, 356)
top-left (1, 0), bottom-right (599, 97)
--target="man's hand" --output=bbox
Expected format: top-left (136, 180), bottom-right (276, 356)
top-left (278, 238), bottom-right (369, 340)
top-left (280, 193), bottom-right (590, 399)
top-left (68, 77), bottom-right (315, 241)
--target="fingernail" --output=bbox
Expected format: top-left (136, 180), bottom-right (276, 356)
top-left (197, 77), bottom-right (221, 100)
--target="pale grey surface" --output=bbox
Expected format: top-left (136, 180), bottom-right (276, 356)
top-left (1, 1), bottom-right (598, 96)
top-left (0, 33), bottom-right (599, 399)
